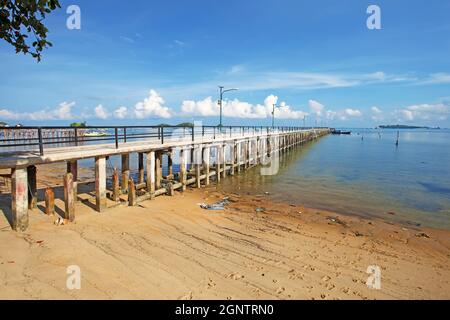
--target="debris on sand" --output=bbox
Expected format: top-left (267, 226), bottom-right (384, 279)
top-left (255, 207), bottom-right (266, 213)
top-left (54, 217), bottom-right (69, 226)
top-left (199, 198), bottom-right (230, 210)
top-left (415, 232), bottom-right (430, 239)
top-left (326, 216), bottom-right (348, 227)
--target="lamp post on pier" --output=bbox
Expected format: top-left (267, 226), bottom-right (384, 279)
top-left (272, 104), bottom-right (282, 128)
top-left (218, 86), bottom-right (238, 127)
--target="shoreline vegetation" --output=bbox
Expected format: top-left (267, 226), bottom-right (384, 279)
top-left (377, 124), bottom-right (440, 129)
top-left (0, 163), bottom-right (449, 299)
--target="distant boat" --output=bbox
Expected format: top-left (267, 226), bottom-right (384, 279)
top-left (81, 129), bottom-right (108, 137)
top-left (331, 129), bottom-right (351, 135)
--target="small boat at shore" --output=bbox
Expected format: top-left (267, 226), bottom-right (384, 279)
top-left (331, 129), bottom-right (352, 135)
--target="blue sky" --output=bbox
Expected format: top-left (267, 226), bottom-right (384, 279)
top-left (0, 0), bottom-right (449, 127)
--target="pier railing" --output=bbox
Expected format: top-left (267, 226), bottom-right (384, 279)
top-left (0, 125), bottom-right (326, 156)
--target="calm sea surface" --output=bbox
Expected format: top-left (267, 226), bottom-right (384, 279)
top-left (216, 129), bottom-right (450, 230)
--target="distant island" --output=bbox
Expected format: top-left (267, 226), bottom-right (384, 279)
top-left (378, 124), bottom-right (440, 129)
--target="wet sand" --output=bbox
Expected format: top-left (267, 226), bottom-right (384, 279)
top-left (0, 164), bottom-right (449, 299)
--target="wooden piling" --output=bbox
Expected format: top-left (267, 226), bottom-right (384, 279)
top-left (63, 173), bottom-right (75, 222)
top-left (128, 178), bottom-right (136, 206)
top-left (27, 165), bottom-right (37, 209)
top-left (167, 148), bottom-right (174, 179)
top-left (166, 181), bottom-right (175, 196)
top-left (138, 153), bottom-right (145, 184)
top-left (66, 160), bottom-right (78, 201)
top-left (95, 156), bottom-right (107, 212)
top-left (112, 168), bottom-right (120, 202)
top-left (11, 167), bottom-right (29, 231)
top-left (44, 187), bottom-right (54, 215)
top-left (121, 154), bottom-right (130, 194)
top-left (180, 148), bottom-right (187, 191)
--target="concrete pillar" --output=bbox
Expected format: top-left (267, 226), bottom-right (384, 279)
top-left (215, 146), bottom-right (221, 182)
top-left (194, 145), bottom-right (202, 188)
top-left (221, 144), bottom-right (227, 179)
top-left (11, 167), bottom-right (29, 231)
top-left (95, 156), bottom-right (107, 212)
top-left (121, 154), bottom-right (130, 194)
top-left (66, 160), bottom-right (78, 201)
top-left (138, 153), bottom-right (145, 184)
top-left (63, 172), bottom-right (75, 222)
top-left (146, 151), bottom-right (155, 198)
top-left (237, 142), bottom-right (241, 173)
top-left (180, 148), bottom-right (187, 191)
top-left (203, 147), bottom-right (210, 186)
top-left (230, 142), bottom-right (236, 176)
top-left (27, 165), bottom-right (37, 209)
top-left (245, 140), bottom-right (250, 169)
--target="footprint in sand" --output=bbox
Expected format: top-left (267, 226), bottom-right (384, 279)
top-left (180, 291), bottom-right (193, 300)
top-left (276, 287), bottom-right (286, 294)
top-left (226, 272), bottom-right (245, 280)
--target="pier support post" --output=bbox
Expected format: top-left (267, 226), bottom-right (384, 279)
top-left (237, 142), bottom-right (241, 173)
top-left (215, 146), bottom-right (221, 182)
top-left (146, 151), bottom-right (155, 198)
top-left (167, 148), bottom-right (174, 179)
top-left (230, 142), bottom-right (236, 176)
top-left (194, 145), bottom-right (202, 188)
top-left (203, 147), bottom-right (210, 186)
top-left (221, 143), bottom-right (227, 179)
top-left (44, 187), bottom-right (54, 215)
top-left (121, 154), bottom-right (130, 194)
top-left (138, 153), bottom-right (145, 184)
top-left (180, 148), bottom-right (187, 191)
top-left (245, 139), bottom-right (250, 169)
top-left (63, 173), bottom-right (75, 222)
top-left (156, 151), bottom-right (163, 190)
top-left (11, 167), bottom-right (29, 231)
top-left (128, 178), bottom-right (136, 206)
top-left (27, 165), bottom-right (37, 209)
top-left (95, 156), bottom-right (107, 212)
top-left (112, 168), bottom-right (120, 202)
top-left (66, 160), bottom-right (78, 201)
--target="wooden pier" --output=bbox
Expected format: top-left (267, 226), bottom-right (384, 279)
top-left (0, 126), bottom-right (330, 231)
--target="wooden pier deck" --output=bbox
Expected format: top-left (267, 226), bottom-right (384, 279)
top-left (0, 126), bottom-right (330, 231)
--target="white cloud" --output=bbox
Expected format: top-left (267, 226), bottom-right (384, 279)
top-left (308, 100), bottom-right (325, 117)
top-left (343, 108), bottom-right (362, 117)
top-left (0, 102), bottom-right (75, 121)
top-left (95, 104), bottom-right (110, 119)
top-left (420, 73), bottom-right (450, 85)
top-left (371, 106), bottom-right (382, 114)
top-left (395, 103), bottom-right (450, 122)
top-left (133, 90), bottom-right (172, 119)
top-left (114, 106), bottom-right (128, 119)
top-left (180, 94), bottom-right (308, 119)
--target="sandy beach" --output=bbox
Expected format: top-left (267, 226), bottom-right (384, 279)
top-left (0, 164), bottom-right (449, 300)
